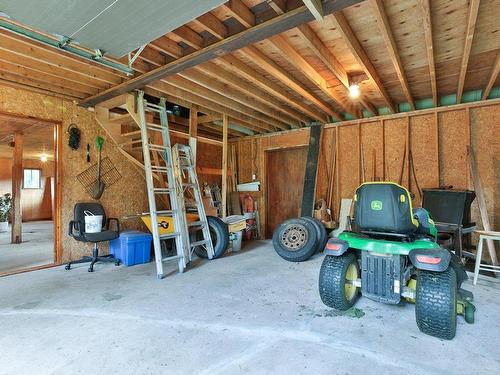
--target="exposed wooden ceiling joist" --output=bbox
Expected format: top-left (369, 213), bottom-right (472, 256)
top-left (268, 34), bottom-right (349, 118)
top-left (295, 24), bottom-right (377, 115)
top-left (223, 0), bottom-right (256, 28)
top-left (196, 61), bottom-right (308, 124)
top-left (241, 45), bottom-right (340, 119)
top-left (191, 12), bottom-right (228, 40)
top-left (457, 0), bottom-right (481, 104)
top-left (328, 12), bottom-right (396, 113)
top-left (419, 0), bottom-right (438, 107)
top-left (369, 0), bottom-right (415, 110)
top-left (482, 49), bottom-right (500, 100)
top-left (219, 54), bottom-right (327, 122)
top-left (79, 0), bottom-right (364, 107)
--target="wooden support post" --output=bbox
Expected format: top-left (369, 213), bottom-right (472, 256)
top-left (11, 132), bottom-right (23, 244)
top-left (221, 114), bottom-right (229, 218)
top-left (189, 105), bottom-right (198, 166)
top-left (467, 146), bottom-right (498, 266)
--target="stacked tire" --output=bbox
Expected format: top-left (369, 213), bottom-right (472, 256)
top-left (272, 217), bottom-right (328, 262)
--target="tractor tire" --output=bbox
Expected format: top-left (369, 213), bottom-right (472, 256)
top-left (415, 268), bottom-right (457, 340)
top-left (272, 218), bottom-right (318, 262)
top-left (191, 216), bottom-right (229, 259)
top-left (302, 216), bottom-right (328, 253)
top-left (319, 252), bottom-right (360, 311)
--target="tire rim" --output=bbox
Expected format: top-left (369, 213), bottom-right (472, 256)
top-left (345, 263), bottom-right (359, 301)
top-left (280, 224), bottom-right (308, 251)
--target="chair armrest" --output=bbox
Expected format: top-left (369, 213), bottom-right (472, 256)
top-left (68, 220), bottom-right (83, 237)
top-left (107, 218), bottom-right (120, 233)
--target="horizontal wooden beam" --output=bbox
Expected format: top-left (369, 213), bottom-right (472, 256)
top-left (79, 0), bottom-right (363, 107)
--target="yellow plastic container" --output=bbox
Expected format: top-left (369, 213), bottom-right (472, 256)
top-left (141, 213), bottom-right (199, 235)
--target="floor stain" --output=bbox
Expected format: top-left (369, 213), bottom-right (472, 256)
top-left (14, 301), bottom-right (41, 310)
top-left (103, 292), bottom-right (123, 301)
top-left (298, 305), bottom-right (365, 319)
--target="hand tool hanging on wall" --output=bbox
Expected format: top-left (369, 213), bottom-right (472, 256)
top-left (90, 137), bottom-right (105, 199)
top-left (86, 143), bottom-right (91, 163)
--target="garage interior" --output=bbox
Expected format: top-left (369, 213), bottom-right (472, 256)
top-left (0, 0), bottom-right (499, 373)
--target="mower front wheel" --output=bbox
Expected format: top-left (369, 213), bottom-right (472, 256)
top-left (319, 252), bottom-right (360, 311)
top-left (415, 268), bottom-right (457, 340)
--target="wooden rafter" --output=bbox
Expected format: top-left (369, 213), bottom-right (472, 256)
top-left (369, 0), bottom-right (415, 110)
top-left (457, 0), bottom-right (481, 104)
top-left (269, 34), bottom-right (349, 118)
top-left (171, 25), bottom-right (204, 50)
top-left (419, 0), bottom-right (438, 107)
top-left (150, 80), bottom-right (271, 133)
top-left (295, 24), bottom-right (377, 115)
top-left (267, 0), bottom-right (287, 14)
top-left (329, 12), bottom-right (396, 113)
top-left (302, 0), bottom-right (324, 22)
top-left (241, 45), bottom-right (340, 119)
top-left (79, 0), bottom-right (364, 107)
top-left (191, 12), bottom-right (228, 40)
top-left (223, 0), bottom-right (256, 28)
top-left (219, 55), bottom-right (327, 122)
top-left (196, 61), bottom-right (308, 124)
top-left (482, 49), bottom-right (500, 100)
top-left (178, 69), bottom-right (292, 129)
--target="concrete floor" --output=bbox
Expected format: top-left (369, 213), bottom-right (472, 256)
top-left (0, 221), bottom-right (54, 274)
top-left (0, 240), bottom-right (499, 375)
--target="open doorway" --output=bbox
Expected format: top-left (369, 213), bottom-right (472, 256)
top-left (0, 113), bottom-right (59, 275)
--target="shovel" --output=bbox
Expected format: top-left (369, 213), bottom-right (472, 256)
top-left (90, 137), bottom-right (105, 199)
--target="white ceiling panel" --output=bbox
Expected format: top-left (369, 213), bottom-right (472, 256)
top-left (0, 0), bottom-right (226, 57)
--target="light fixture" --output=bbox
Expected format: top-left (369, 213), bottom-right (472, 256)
top-left (349, 83), bottom-right (361, 99)
top-left (40, 154), bottom-right (48, 162)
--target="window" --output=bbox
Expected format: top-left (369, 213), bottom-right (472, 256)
top-left (23, 169), bottom-right (41, 189)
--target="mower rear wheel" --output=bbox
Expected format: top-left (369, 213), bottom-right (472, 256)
top-left (415, 268), bottom-right (457, 340)
top-left (319, 252), bottom-right (360, 311)
top-left (272, 218), bottom-right (318, 262)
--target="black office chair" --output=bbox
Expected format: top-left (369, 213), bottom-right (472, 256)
top-left (66, 202), bottom-right (121, 272)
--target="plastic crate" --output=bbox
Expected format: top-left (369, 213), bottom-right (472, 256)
top-left (110, 231), bottom-right (152, 266)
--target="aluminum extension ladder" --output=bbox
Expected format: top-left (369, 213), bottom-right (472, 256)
top-left (172, 143), bottom-right (215, 261)
top-left (136, 91), bottom-right (213, 278)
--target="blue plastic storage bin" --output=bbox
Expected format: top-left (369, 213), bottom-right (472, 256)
top-left (110, 231), bottom-right (152, 266)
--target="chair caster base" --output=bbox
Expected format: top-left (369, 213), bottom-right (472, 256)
top-left (88, 267), bottom-right (94, 272)
top-left (65, 264), bottom-right (71, 270)
top-left (114, 261), bottom-right (120, 266)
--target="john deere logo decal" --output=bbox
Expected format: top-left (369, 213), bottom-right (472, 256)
top-left (371, 200), bottom-right (383, 211)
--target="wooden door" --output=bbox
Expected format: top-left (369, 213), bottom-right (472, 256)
top-left (266, 146), bottom-right (308, 238)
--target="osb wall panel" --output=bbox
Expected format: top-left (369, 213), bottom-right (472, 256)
top-left (360, 121), bottom-right (384, 182)
top-left (470, 106), bottom-right (500, 254)
top-left (410, 114), bottom-right (439, 203)
top-left (438, 110), bottom-right (468, 189)
top-left (337, 125), bottom-right (360, 212)
top-left (231, 103), bottom-right (500, 250)
top-left (0, 84), bottom-right (148, 263)
top-left (384, 118), bottom-right (409, 185)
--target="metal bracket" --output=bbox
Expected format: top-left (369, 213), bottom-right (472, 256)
top-left (128, 45), bottom-right (147, 68)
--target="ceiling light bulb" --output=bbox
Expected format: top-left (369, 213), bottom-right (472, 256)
top-left (349, 83), bottom-right (360, 99)
top-left (40, 154), bottom-right (48, 162)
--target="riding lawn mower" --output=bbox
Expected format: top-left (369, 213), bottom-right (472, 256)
top-left (318, 182), bottom-right (475, 340)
